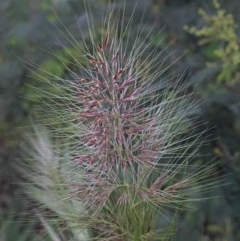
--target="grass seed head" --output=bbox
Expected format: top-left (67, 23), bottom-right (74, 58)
top-left (19, 2), bottom-right (224, 240)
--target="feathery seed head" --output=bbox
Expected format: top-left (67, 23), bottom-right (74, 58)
top-left (20, 2), bottom-right (223, 240)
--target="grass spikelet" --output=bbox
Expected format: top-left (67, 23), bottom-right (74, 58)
top-left (19, 1), bottom-right (224, 240)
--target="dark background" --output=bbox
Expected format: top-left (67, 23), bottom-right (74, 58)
top-left (0, 0), bottom-right (240, 240)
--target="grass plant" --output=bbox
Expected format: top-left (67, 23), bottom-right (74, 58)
top-left (19, 1), bottom-right (222, 240)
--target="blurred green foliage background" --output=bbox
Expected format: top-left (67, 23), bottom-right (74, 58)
top-left (1, 0), bottom-right (240, 240)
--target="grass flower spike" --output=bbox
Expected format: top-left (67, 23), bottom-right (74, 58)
top-left (20, 2), bottom-right (220, 241)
